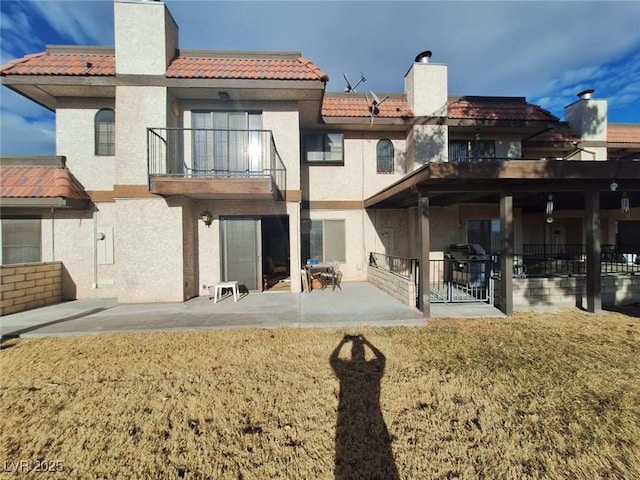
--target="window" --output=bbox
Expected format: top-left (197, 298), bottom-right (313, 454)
top-left (376, 139), bottom-right (394, 174)
top-left (302, 219), bottom-right (346, 263)
top-left (95, 108), bottom-right (115, 156)
top-left (467, 219), bottom-right (500, 255)
top-left (304, 133), bottom-right (344, 164)
top-left (449, 140), bottom-right (495, 162)
top-left (1, 218), bottom-right (41, 265)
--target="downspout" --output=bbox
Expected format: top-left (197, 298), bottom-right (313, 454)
top-left (93, 205), bottom-right (98, 289)
top-left (51, 207), bottom-right (55, 261)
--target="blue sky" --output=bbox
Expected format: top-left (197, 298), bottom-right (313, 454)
top-left (1, 0), bottom-right (639, 155)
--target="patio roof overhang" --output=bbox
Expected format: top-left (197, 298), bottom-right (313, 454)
top-left (364, 159), bottom-right (640, 212)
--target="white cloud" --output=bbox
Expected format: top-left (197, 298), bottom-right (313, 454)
top-left (0, 110), bottom-right (55, 155)
top-left (30, 0), bottom-right (113, 46)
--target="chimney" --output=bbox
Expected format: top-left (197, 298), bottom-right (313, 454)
top-left (404, 50), bottom-right (448, 117)
top-left (564, 89), bottom-right (608, 159)
top-left (404, 51), bottom-right (449, 166)
top-left (114, 0), bottom-right (179, 75)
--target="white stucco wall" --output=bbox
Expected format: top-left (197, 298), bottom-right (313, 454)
top-left (56, 99), bottom-right (116, 191)
top-left (116, 86), bottom-right (168, 185)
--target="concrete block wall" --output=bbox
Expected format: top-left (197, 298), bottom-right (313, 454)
top-left (0, 262), bottom-right (62, 316)
top-left (368, 266), bottom-right (417, 307)
top-left (495, 274), bottom-right (640, 310)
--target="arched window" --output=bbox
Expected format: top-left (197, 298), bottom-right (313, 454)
top-left (95, 108), bottom-right (115, 156)
top-left (376, 139), bottom-right (394, 174)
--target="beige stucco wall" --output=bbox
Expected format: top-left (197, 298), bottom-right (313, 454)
top-left (303, 133), bottom-right (408, 201)
top-left (115, 197), bottom-right (186, 302)
top-left (264, 108), bottom-right (300, 191)
top-left (116, 86), bottom-right (168, 185)
top-left (407, 124), bottom-right (448, 167)
top-left (56, 98), bottom-right (116, 191)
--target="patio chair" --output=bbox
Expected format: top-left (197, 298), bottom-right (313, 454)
top-left (266, 256), bottom-right (287, 275)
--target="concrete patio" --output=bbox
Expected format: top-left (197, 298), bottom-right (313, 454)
top-left (0, 282), bottom-right (505, 339)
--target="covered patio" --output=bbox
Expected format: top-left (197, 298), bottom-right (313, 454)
top-left (365, 159), bottom-right (640, 316)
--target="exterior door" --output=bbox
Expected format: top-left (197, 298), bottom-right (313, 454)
top-left (221, 218), bottom-right (261, 291)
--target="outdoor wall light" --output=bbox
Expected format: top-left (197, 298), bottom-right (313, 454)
top-left (545, 194), bottom-right (554, 223)
top-left (622, 192), bottom-right (630, 214)
top-left (200, 211), bottom-right (213, 226)
top-left (218, 91), bottom-right (230, 101)
top-left (610, 181), bottom-right (619, 192)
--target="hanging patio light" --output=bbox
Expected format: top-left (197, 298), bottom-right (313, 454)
top-left (546, 194), bottom-right (554, 223)
top-left (622, 192), bottom-right (630, 214)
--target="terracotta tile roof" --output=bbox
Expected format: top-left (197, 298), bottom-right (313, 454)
top-left (322, 94), bottom-right (413, 118)
top-left (0, 52), bottom-right (114, 76)
top-left (608, 124), bottom-right (640, 143)
top-left (0, 50), bottom-right (329, 82)
top-left (0, 166), bottom-right (90, 201)
top-left (448, 97), bottom-right (558, 122)
top-left (524, 123), bottom-right (580, 143)
top-left (167, 55), bottom-right (329, 81)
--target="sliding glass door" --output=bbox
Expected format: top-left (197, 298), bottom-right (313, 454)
top-left (192, 111), bottom-right (262, 175)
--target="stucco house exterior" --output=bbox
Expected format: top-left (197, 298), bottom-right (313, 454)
top-left (1, 0), bottom-right (639, 316)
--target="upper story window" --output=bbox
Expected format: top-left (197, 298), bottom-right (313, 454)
top-left (304, 133), bottom-right (344, 164)
top-left (95, 108), bottom-right (115, 156)
top-left (376, 139), bottom-right (394, 174)
top-left (449, 140), bottom-right (495, 162)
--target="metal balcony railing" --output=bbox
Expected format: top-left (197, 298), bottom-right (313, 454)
top-left (492, 244), bottom-right (640, 277)
top-left (147, 128), bottom-right (286, 195)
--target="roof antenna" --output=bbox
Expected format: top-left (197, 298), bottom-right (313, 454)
top-left (365, 90), bottom-right (389, 125)
top-left (343, 72), bottom-right (366, 93)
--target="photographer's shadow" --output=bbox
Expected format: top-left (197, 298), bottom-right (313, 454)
top-left (330, 335), bottom-right (399, 480)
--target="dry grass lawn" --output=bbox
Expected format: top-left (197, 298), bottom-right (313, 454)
top-left (1, 308), bottom-right (639, 479)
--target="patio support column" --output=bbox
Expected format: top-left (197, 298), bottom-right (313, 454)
top-left (499, 193), bottom-right (513, 316)
top-left (585, 189), bottom-right (602, 313)
top-left (418, 191), bottom-right (430, 317)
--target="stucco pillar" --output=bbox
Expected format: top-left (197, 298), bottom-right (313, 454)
top-left (585, 189), bottom-right (602, 313)
top-left (499, 193), bottom-right (514, 316)
top-left (418, 192), bottom-right (430, 317)
top-left (287, 201), bottom-right (302, 293)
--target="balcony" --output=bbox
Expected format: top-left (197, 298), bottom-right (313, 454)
top-left (147, 128), bottom-right (286, 200)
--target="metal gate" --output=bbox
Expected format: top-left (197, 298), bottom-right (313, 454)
top-left (429, 259), bottom-right (493, 304)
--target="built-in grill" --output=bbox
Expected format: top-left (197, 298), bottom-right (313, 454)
top-left (445, 243), bottom-right (490, 287)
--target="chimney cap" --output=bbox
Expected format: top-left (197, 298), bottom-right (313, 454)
top-left (577, 89), bottom-right (595, 100)
top-left (414, 50), bottom-right (432, 64)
